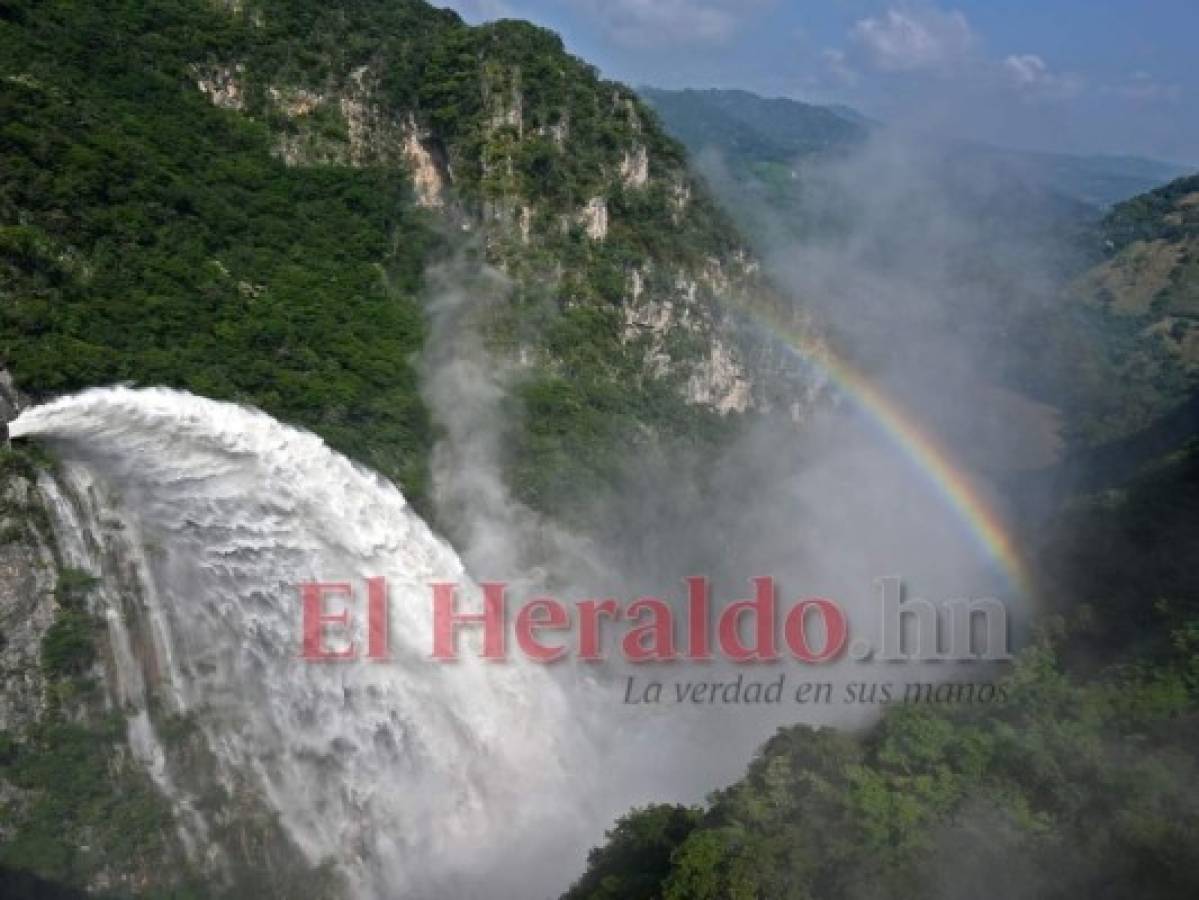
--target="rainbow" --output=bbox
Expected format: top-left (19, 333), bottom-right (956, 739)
top-left (743, 309), bottom-right (1032, 597)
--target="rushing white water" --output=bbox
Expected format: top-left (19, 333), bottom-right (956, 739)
top-left (11, 387), bottom-right (589, 898)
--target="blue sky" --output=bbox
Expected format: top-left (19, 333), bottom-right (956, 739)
top-left (437, 1), bottom-right (1198, 164)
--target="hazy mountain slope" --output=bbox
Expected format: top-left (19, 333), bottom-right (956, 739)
top-left (1054, 174), bottom-right (1199, 443)
top-left (639, 85), bottom-right (1199, 452)
top-left (955, 145), bottom-right (1191, 210)
top-left (641, 86), bottom-right (1187, 210)
top-left (638, 87), bottom-right (867, 165)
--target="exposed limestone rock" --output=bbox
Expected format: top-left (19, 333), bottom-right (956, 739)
top-left (0, 369), bottom-right (25, 422)
top-left (188, 18), bottom-right (808, 420)
top-left (256, 69), bottom-right (449, 208)
top-left (519, 206), bottom-right (533, 245)
top-left (403, 125), bottom-right (448, 209)
top-left (630, 267), bottom-right (645, 303)
top-left (580, 197), bottom-right (608, 241)
top-left (0, 372), bottom-right (55, 732)
top-left (670, 178), bottom-right (692, 223)
top-left (622, 297), bottom-right (753, 414)
top-left (621, 145), bottom-right (649, 189)
top-left (618, 95), bottom-right (642, 133)
top-left (625, 298), bottom-right (684, 335)
top-left (268, 85), bottom-right (323, 118)
top-left (539, 115), bottom-right (569, 149)
top-left (484, 65), bottom-right (523, 136)
top-left (194, 63), bottom-right (245, 111)
top-left (686, 338), bottom-right (752, 413)
top-left (211, 0), bottom-right (265, 27)
top-left (0, 516), bottom-right (57, 731)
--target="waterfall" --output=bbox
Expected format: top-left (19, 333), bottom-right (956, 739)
top-left (10, 387), bottom-right (588, 898)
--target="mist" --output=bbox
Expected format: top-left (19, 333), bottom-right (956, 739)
top-left (407, 125), bottom-right (1085, 895)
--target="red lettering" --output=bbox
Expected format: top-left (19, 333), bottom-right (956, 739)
top-left (515, 598), bottom-right (571, 663)
top-left (431, 582), bottom-right (507, 661)
top-left (717, 577), bottom-right (778, 662)
top-left (301, 582), bottom-right (356, 661)
top-left (784, 598), bottom-right (848, 663)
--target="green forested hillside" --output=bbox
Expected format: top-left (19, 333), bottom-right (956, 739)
top-left (1, 0), bottom-right (775, 520)
top-left (639, 88), bottom-right (867, 167)
top-left (1, 0), bottom-right (437, 499)
top-left (1050, 174), bottom-right (1199, 444)
top-left (642, 87), bottom-right (1186, 213)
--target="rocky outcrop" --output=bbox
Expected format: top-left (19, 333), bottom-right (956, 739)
top-left (0, 372), bottom-right (56, 730)
top-left (620, 145), bottom-right (649, 189)
top-left (195, 62), bottom-right (451, 208)
top-left (192, 6), bottom-right (823, 428)
top-left (579, 197), bottom-right (609, 241)
top-left (0, 478), bottom-right (56, 732)
top-left (193, 63), bottom-right (245, 110)
top-left (401, 115), bottom-right (449, 210)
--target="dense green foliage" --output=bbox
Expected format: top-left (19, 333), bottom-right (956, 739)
top-left (1040, 441), bottom-right (1199, 662)
top-left (1, 0), bottom-right (436, 500)
top-left (215, 3), bottom-right (754, 518)
top-left (0, 714), bottom-right (186, 892)
top-left (565, 805), bottom-right (702, 900)
top-left (570, 650), bottom-right (1198, 899)
top-left (1054, 175), bottom-right (1199, 443)
top-left (1103, 174), bottom-right (1199, 252)
top-left (1, 0), bottom-right (758, 521)
top-left (508, 304), bottom-right (738, 513)
top-left (39, 571), bottom-right (100, 680)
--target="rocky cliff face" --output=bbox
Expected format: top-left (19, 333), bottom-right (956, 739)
top-left (0, 372), bottom-right (56, 735)
top-left (0, 377), bottom-right (328, 895)
top-left (191, 3), bottom-right (819, 421)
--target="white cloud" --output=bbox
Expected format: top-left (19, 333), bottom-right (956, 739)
top-left (1003, 53), bottom-right (1048, 87)
top-left (850, 6), bottom-right (975, 73)
top-left (1003, 53), bottom-right (1083, 100)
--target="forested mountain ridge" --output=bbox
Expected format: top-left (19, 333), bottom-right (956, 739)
top-left (639, 87), bottom-right (868, 166)
top-left (1, 0), bottom-right (817, 518)
top-left (1064, 175), bottom-right (1199, 441)
top-left (643, 86), bottom-right (1188, 211)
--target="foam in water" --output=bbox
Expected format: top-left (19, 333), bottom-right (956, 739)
top-left (11, 387), bottom-right (593, 898)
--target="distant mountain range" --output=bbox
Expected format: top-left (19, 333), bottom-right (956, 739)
top-left (640, 87), bottom-right (1191, 209)
top-left (640, 85), bottom-right (1199, 451)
